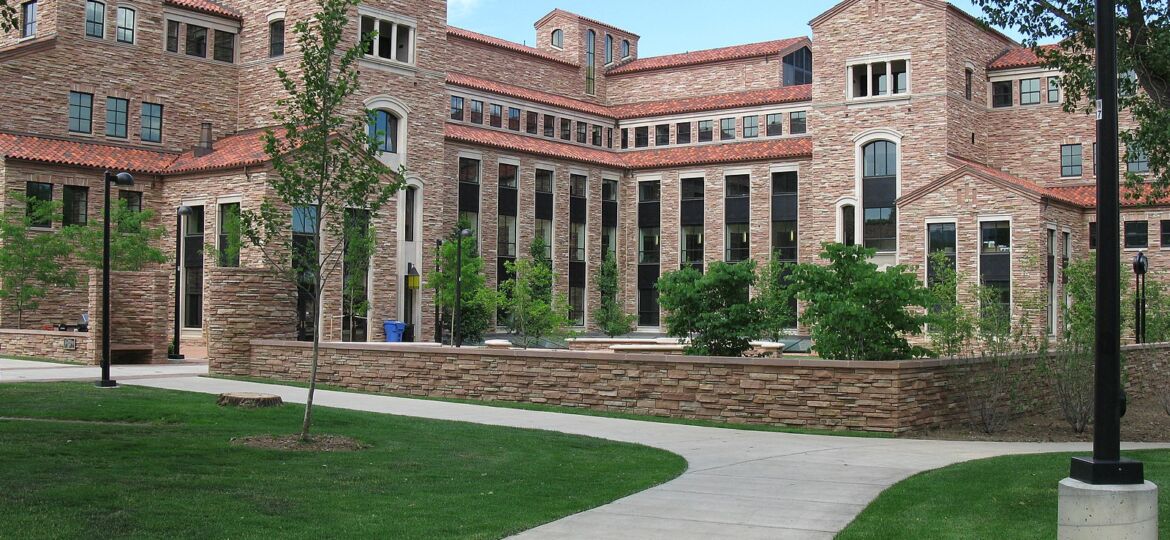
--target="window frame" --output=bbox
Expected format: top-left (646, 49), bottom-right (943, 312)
top-left (185, 24), bottom-right (208, 57)
top-left (68, 91), bottom-right (94, 134)
top-left (269, 19), bottom-right (285, 57)
top-left (1019, 77), bottom-right (1040, 106)
top-left (213, 29), bottom-right (236, 63)
top-left (62, 185), bottom-right (89, 227)
top-left (166, 20), bottom-right (179, 52)
top-left (675, 122), bottom-right (691, 144)
top-left (105, 96), bottom-right (128, 139)
top-left (697, 120), bottom-right (713, 143)
top-left (469, 100), bottom-right (483, 124)
top-left (369, 109), bottom-right (399, 153)
top-left (449, 96), bottom-right (464, 121)
top-left (550, 29), bottom-right (563, 49)
top-left (992, 80), bottom-right (1012, 108)
top-left (140, 102), bottom-right (163, 143)
top-left (85, 1), bottom-right (105, 38)
top-left (26, 181), bottom-right (53, 228)
top-left (766, 113), bottom-right (783, 137)
top-left (20, 1), bottom-right (36, 38)
top-left (742, 115), bottom-right (758, 138)
top-left (359, 12), bottom-right (416, 65)
top-left (654, 124), bottom-right (669, 146)
top-left (1060, 144), bottom-right (1083, 177)
top-left (1047, 76), bottom-right (1060, 103)
top-left (720, 118), bottom-right (735, 141)
top-left (789, 112), bottom-right (807, 135)
top-left (507, 107), bottom-right (520, 131)
top-left (1124, 220), bottom-right (1148, 249)
top-left (115, 6), bottom-right (135, 44)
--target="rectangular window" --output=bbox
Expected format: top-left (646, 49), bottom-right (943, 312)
top-left (725, 223), bottom-right (749, 262)
top-left (569, 286), bottom-right (585, 326)
top-left (560, 118), bottom-right (571, 140)
top-left (771, 219), bottom-right (798, 263)
top-left (85, 1), bottom-right (105, 38)
top-left (639, 181), bottom-right (660, 203)
top-left (489, 104), bottom-right (502, 128)
top-left (766, 113), bottom-right (783, 136)
top-left (654, 124), bottom-right (669, 146)
top-left (534, 218), bottom-right (553, 259)
top-left (186, 24), bottom-right (207, 57)
top-left (992, 81), bottom-right (1012, 108)
top-left (544, 114), bottom-right (555, 137)
top-left (535, 169), bottom-right (553, 193)
top-left (634, 126), bottom-right (648, 148)
top-left (61, 185), bottom-right (89, 227)
top-left (450, 96), bottom-right (464, 121)
top-left (606, 127), bottom-right (613, 148)
top-left (1061, 144), bottom-right (1082, 177)
top-left (965, 68), bottom-right (973, 100)
top-left (570, 222), bottom-right (586, 262)
top-left (498, 215), bottom-right (517, 258)
top-left (725, 175), bottom-right (750, 198)
top-left (507, 107), bottom-right (520, 131)
top-left (676, 122), bottom-right (691, 144)
top-left (698, 120), bottom-right (713, 143)
top-left (981, 221), bottom-right (1011, 254)
top-left (526, 111), bottom-right (538, 134)
top-left (570, 174), bottom-right (587, 198)
top-left (1128, 147), bottom-right (1150, 173)
top-left (592, 125), bottom-right (602, 146)
top-left (68, 92), bottom-right (93, 134)
top-left (782, 47), bottom-right (812, 86)
top-left (1125, 220), bottom-right (1148, 249)
top-left (498, 162), bottom-right (518, 189)
top-left (742, 116), bottom-right (759, 138)
top-left (361, 16), bottom-right (414, 63)
top-left (638, 287), bottom-right (659, 327)
top-left (926, 222), bottom-right (957, 284)
top-left (620, 128), bottom-right (628, 149)
top-left (166, 20), bottom-right (179, 52)
top-left (213, 30), bottom-right (235, 62)
top-left (1162, 220), bottom-right (1170, 248)
top-left (576, 122), bottom-right (587, 144)
top-left (681, 177), bottom-right (704, 200)
top-left (119, 190), bottom-right (142, 212)
top-left (980, 220), bottom-right (1011, 318)
top-left (458, 157), bottom-right (480, 184)
top-left (720, 118), bottom-right (735, 140)
top-left (105, 97), bottom-right (128, 138)
top-left (681, 225), bottom-right (704, 266)
top-left (141, 102), bottom-right (163, 143)
top-left (602, 179), bottom-right (617, 201)
top-left (639, 226), bottom-right (660, 264)
top-left (602, 226), bottom-right (616, 258)
top-left (1048, 76), bottom-right (1060, 103)
top-left (26, 181), bottom-right (51, 228)
top-left (470, 100), bottom-right (483, 124)
top-left (269, 20), bottom-right (285, 57)
top-left (863, 207), bottom-right (896, 252)
top-left (1089, 222), bottom-right (1097, 250)
top-left (21, 1), bottom-right (36, 38)
top-left (1019, 78), bottom-right (1040, 105)
top-left (218, 202), bottom-right (240, 267)
top-left (115, 7), bottom-right (135, 43)
top-left (790, 112), bottom-right (807, 135)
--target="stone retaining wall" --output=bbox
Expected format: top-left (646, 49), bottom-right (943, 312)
top-left (0, 328), bottom-right (94, 364)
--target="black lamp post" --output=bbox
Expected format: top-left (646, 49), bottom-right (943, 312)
top-left (169, 206), bottom-right (193, 360)
top-left (453, 228), bottom-right (471, 347)
top-left (1133, 251), bottom-right (1147, 344)
top-left (434, 239), bottom-right (443, 344)
top-left (1068, 0), bottom-right (1144, 485)
top-left (97, 170), bottom-right (134, 388)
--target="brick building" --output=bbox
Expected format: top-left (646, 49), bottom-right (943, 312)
top-left (1, 0), bottom-right (1165, 349)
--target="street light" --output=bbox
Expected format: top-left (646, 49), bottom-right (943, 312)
top-left (1133, 251), bottom-right (1148, 344)
top-left (97, 170), bottom-right (134, 388)
top-left (434, 239), bottom-right (443, 344)
top-left (453, 228), bottom-right (471, 347)
top-left (169, 206), bottom-right (193, 360)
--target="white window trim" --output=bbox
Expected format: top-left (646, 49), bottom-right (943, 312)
top-left (85, 0), bottom-right (107, 40)
top-left (834, 197), bottom-right (859, 245)
top-left (924, 216), bottom-right (958, 297)
top-left (365, 95), bottom-right (410, 170)
top-left (357, 7), bottom-right (417, 68)
top-left (845, 52), bottom-right (912, 102)
top-left (853, 129), bottom-right (903, 254)
top-left (162, 9), bottom-right (240, 34)
top-left (977, 215), bottom-right (1014, 319)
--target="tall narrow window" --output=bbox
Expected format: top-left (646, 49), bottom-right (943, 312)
top-left (63, 185), bottom-right (89, 227)
top-left (585, 30), bottom-right (596, 95)
top-left (551, 29), bottom-right (563, 48)
top-left (601, 179), bottom-right (618, 257)
top-left (1019, 78), bottom-right (1040, 105)
top-left (214, 30), bottom-right (236, 62)
top-left (743, 116), bottom-right (758, 138)
top-left (105, 97), bottom-right (128, 138)
top-left (544, 114), bottom-right (555, 137)
top-left (698, 120), bottom-right (713, 142)
top-left (269, 19), bottom-right (285, 57)
top-left (1061, 144), bottom-right (1082, 177)
top-left (1047, 229), bottom-right (1056, 335)
top-left (604, 34), bottom-right (613, 64)
top-left (183, 205), bottom-right (206, 330)
top-left (186, 24), bottom-right (207, 57)
top-left (458, 157), bottom-right (480, 238)
top-left (621, 128), bottom-right (628, 148)
top-left (489, 104), bottom-right (502, 128)
top-left (862, 141), bottom-right (897, 252)
top-left (592, 125), bottom-right (602, 146)
top-left (655, 124), bottom-right (669, 146)
top-left (20, 1), bottom-right (36, 38)
top-left (790, 112), bottom-right (807, 134)
top-left (964, 68), bottom-right (973, 100)
top-left (724, 175), bottom-right (750, 262)
top-left (676, 122), bottom-right (691, 144)
top-left (507, 107), bottom-right (520, 131)
top-left (1047, 76), bottom-right (1060, 103)
top-left (1089, 222), bottom-right (1098, 250)
top-left (560, 118), bottom-right (571, 140)
top-left (166, 20), bottom-right (179, 52)
top-left (342, 208), bottom-right (370, 342)
top-left (526, 111), bottom-right (538, 134)
top-left (218, 202), bottom-right (240, 267)
top-left (576, 121), bottom-right (587, 143)
top-left (404, 186), bottom-right (417, 242)
top-left (569, 173), bottom-right (588, 326)
top-left (534, 169), bottom-right (554, 261)
top-left (927, 222), bottom-right (956, 285)
top-left (115, 7), bottom-right (135, 43)
top-left (980, 220), bottom-right (1011, 320)
top-left (291, 205), bottom-right (315, 340)
top-left (369, 110), bottom-right (397, 153)
top-left (26, 181), bottom-right (51, 228)
top-left (621, 39), bottom-right (630, 58)
top-left (85, 1), bottom-right (105, 38)
top-left (68, 92), bottom-right (93, 134)
top-left (841, 204), bottom-right (855, 246)
top-left (680, 177), bottom-right (704, 270)
top-left (638, 181), bottom-right (661, 326)
top-left (771, 171), bottom-right (798, 262)
top-left (449, 96), bottom-right (464, 121)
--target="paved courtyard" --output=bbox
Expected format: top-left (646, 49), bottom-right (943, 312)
top-left (2, 357), bottom-right (1165, 539)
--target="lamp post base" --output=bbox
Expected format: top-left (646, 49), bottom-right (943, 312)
top-left (1057, 477), bottom-right (1158, 539)
top-left (1069, 456), bottom-right (1145, 485)
top-left (94, 379), bottom-right (119, 388)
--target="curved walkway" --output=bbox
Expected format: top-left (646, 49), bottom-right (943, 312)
top-left (109, 375), bottom-right (1165, 540)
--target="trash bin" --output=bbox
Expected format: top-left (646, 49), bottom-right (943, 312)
top-left (383, 320), bottom-right (406, 342)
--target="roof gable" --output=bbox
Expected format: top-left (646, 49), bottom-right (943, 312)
top-left (606, 37), bottom-right (809, 76)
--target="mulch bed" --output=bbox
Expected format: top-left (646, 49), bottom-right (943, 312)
top-left (912, 398), bottom-right (1170, 443)
top-left (230, 434), bottom-right (369, 452)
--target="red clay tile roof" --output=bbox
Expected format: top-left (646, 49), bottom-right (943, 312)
top-left (445, 123), bottom-right (624, 169)
top-left (447, 26), bottom-right (578, 68)
top-left (446, 73), bottom-right (613, 119)
top-left (1047, 185), bottom-right (1170, 209)
top-left (607, 37), bottom-right (808, 76)
top-left (944, 155), bottom-right (1087, 207)
top-left (988, 44), bottom-right (1060, 70)
top-left (611, 85), bottom-right (812, 120)
top-left (622, 137), bottom-right (812, 170)
top-left (166, 128), bottom-right (274, 174)
top-left (163, 0), bottom-right (242, 21)
top-left (0, 132), bottom-right (176, 174)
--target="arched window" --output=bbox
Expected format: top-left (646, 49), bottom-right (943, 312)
top-left (621, 39), bottom-right (630, 58)
top-left (604, 34), bottom-right (613, 64)
top-left (369, 110), bottom-right (398, 153)
top-left (551, 29), bottom-right (563, 48)
top-left (269, 19), bottom-right (285, 57)
top-left (861, 140), bottom-right (897, 252)
top-left (85, 1), bottom-right (105, 38)
top-left (840, 204), bottom-right (856, 246)
top-left (585, 30), bottom-right (596, 95)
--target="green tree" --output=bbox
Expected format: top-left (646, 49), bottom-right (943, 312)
top-left (0, 195), bottom-right (76, 328)
top-left (756, 254), bottom-right (797, 341)
top-left (658, 261), bottom-right (761, 357)
top-left (500, 256), bottom-right (572, 348)
top-left (427, 222), bottom-right (494, 345)
top-left (592, 251), bottom-right (635, 337)
top-left (528, 235), bottom-right (553, 303)
top-left (0, 2), bottom-right (16, 34)
top-left (974, 1), bottom-right (1170, 200)
top-left (788, 243), bottom-right (933, 360)
top-left (238, 0), bottom-right (402, 441)
top-left (925, 251), bottom-right (976, 357)
top-left (68, 198), bottom-right (167, 272)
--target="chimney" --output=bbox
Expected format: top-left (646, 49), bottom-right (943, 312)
top-left (194, 122), bottom-right (214, 157)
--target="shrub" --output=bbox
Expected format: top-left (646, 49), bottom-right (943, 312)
top-left (657, 261), bottom-right (761, 357)
top-left (499, 256), bottom-right (572, 348)
top-left (427, 222), bottom-right (494, 344)
top-left (756, 255), bottom-right (797, 341)
top-left (925, 251), bottom-right (975, 357)
top-left (788, 243), bottom-right (932, 360)
top-left (592, 251), bottom-right (636, 337)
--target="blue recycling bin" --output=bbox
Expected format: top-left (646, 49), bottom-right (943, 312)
top-left (383, 320), bottom-right (406, 342)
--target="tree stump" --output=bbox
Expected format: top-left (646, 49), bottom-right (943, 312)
top-left (217, 392), bottom-right (284, 408)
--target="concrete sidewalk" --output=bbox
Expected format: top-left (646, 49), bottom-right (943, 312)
top-left (110, 375), bottom-right (1167, 540)
top-left (0, 357), bottom-right (207, 382)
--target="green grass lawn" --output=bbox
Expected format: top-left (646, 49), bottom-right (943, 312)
top-left (0, 382), bottom-right (686, 539)
top-left (838, 449), bottom-right (1169, 539)
top-left (216, 375), bottom-right (892, 439)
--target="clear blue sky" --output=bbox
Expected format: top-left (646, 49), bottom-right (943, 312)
top-left (447, 0), bottom-right (1025, 57)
